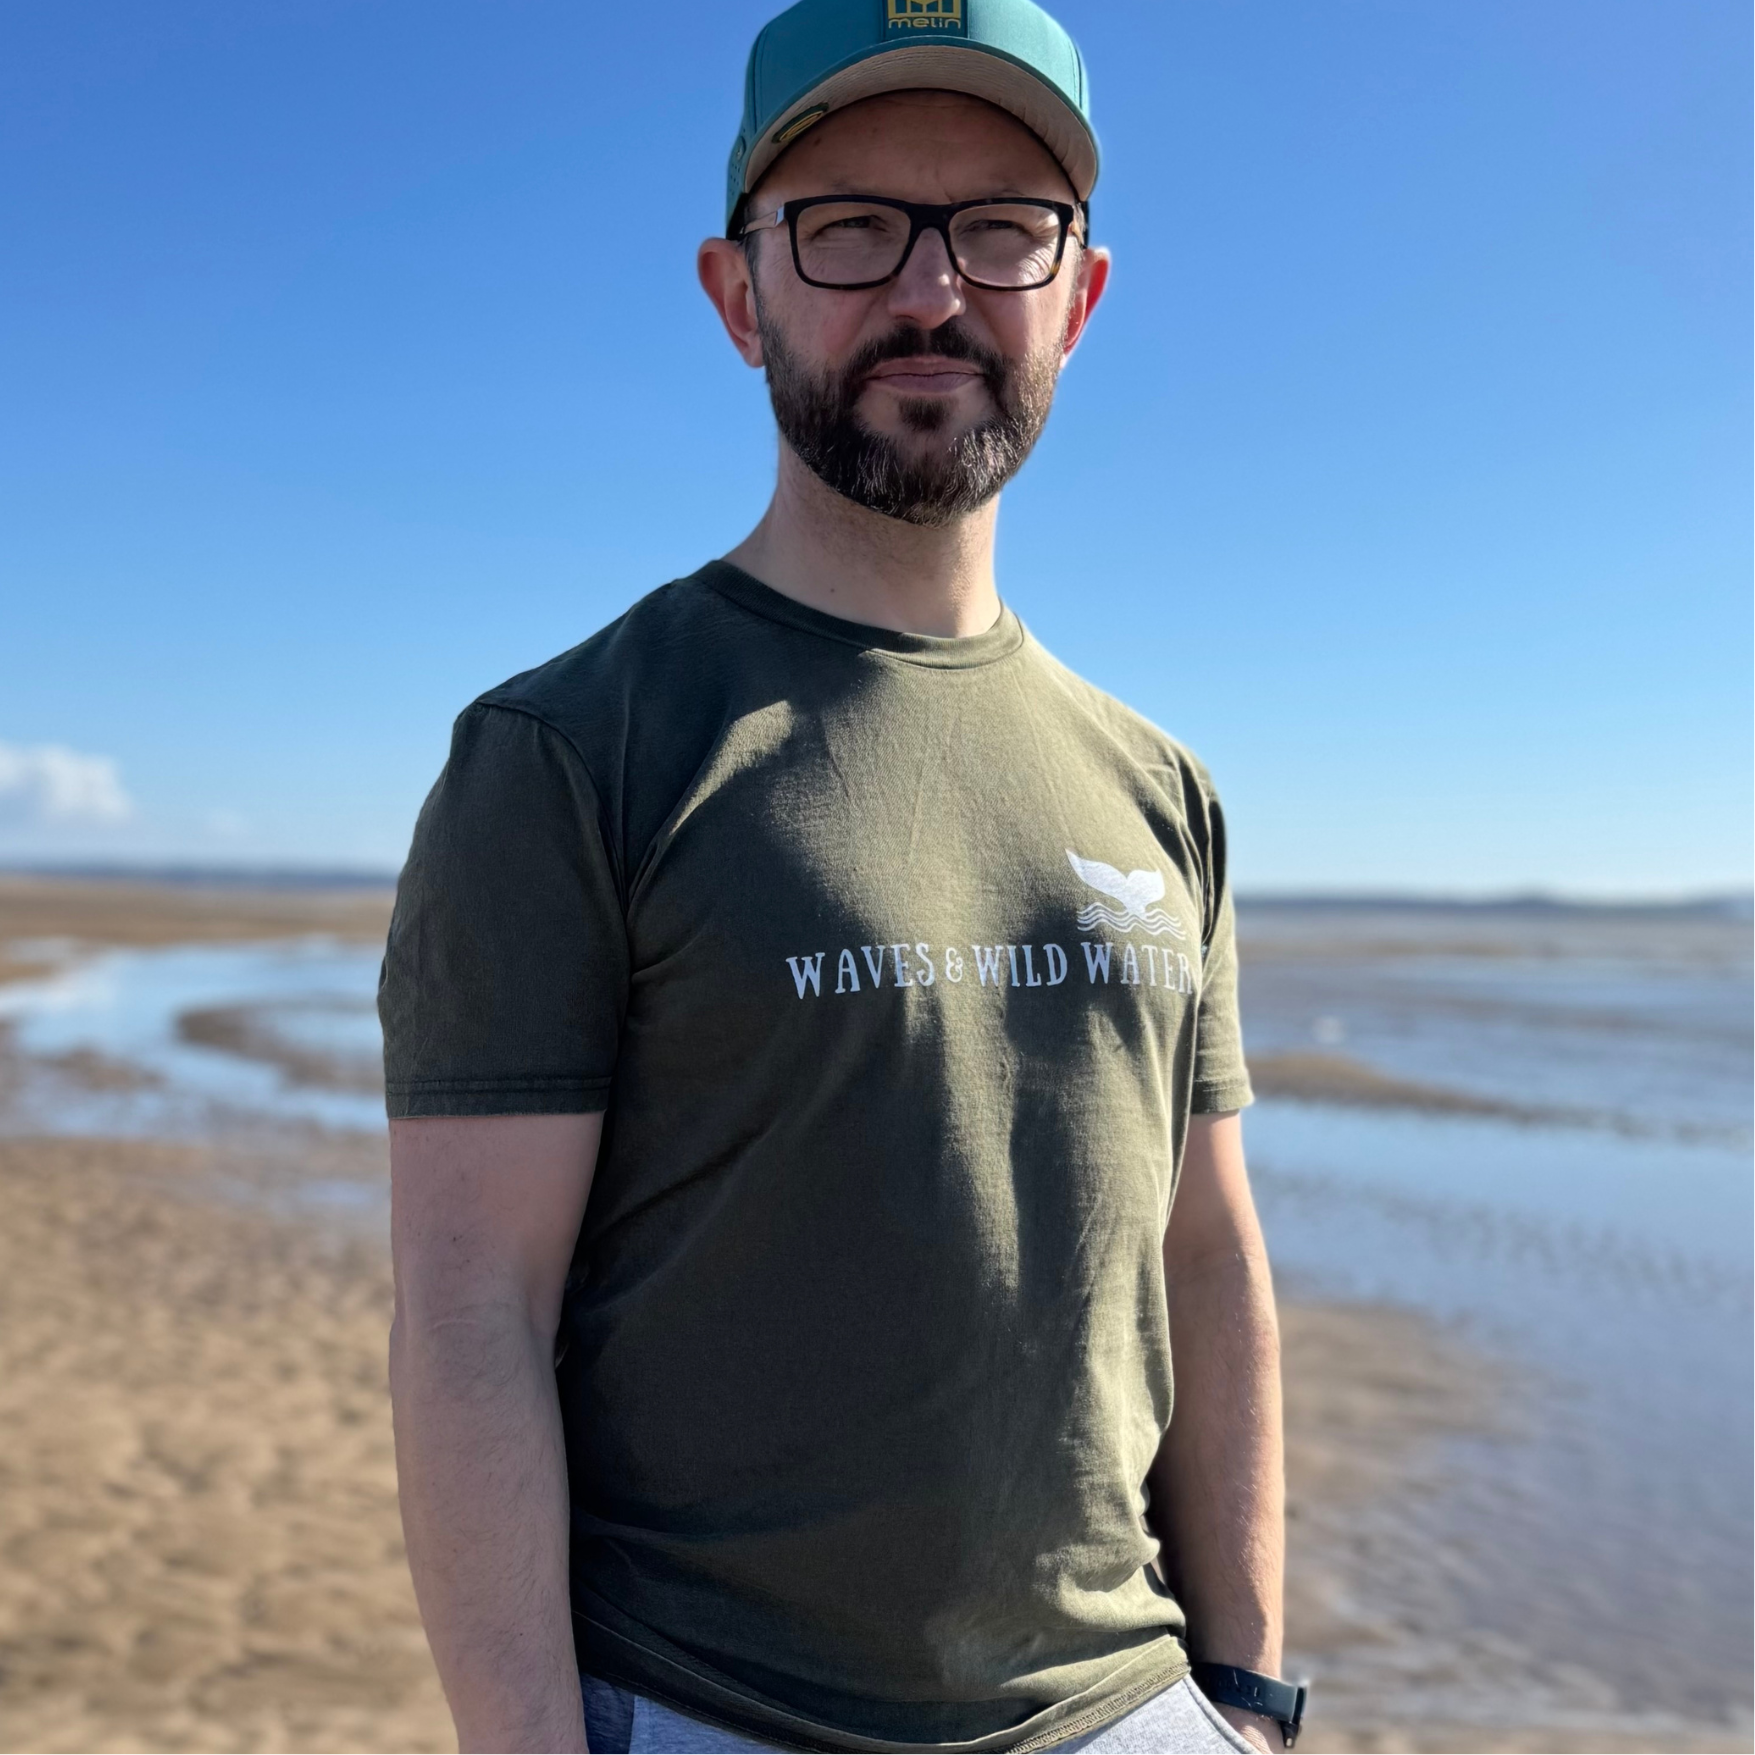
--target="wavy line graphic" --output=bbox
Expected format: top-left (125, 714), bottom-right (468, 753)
top-left (1075, 901), bottom-right (1187, 940)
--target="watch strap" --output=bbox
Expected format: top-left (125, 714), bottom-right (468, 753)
top-left (1191, 1663), bottom-right (1309, 1749)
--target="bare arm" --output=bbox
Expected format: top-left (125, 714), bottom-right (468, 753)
top-left (389, 1112), bottom-right (603, 1753)
top-left (1148, 1112), bottom-right (1286, 1753)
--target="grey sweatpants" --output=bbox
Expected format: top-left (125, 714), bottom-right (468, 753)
top-left (580, 1674), bottom-right (1255, 1753)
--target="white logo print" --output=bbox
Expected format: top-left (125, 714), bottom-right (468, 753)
top-left (780, 853), bottom-right (1199, 998)
top-left (1065, 850), bottom-right (1187, 939)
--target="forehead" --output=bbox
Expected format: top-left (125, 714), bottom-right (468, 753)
top-left (753, 89), bottom-right (1073, 204)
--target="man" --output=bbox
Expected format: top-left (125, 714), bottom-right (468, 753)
top-left (381, 1), bottom-right (1302, 1750)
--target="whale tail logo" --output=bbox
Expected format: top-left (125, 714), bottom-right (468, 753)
top-left (1066, 850), bottom-right (1186, 939)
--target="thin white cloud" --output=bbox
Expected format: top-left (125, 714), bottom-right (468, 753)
top-left (0, 742), bottom-right (134, 824)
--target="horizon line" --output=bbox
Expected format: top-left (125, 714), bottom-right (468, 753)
top-left (1, 860), bottom-right (1748, 916)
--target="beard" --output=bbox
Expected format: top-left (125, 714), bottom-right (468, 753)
top-left (757, 312), bottom-right (1062, 527)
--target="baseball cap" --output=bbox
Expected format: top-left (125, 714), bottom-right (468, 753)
top-left (725, 0), bottom-right (1098, 234)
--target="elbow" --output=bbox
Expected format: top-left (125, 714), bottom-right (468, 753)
top-left (389, 1287), bottom-right (553, 1408)
top-left (1166, 1231), bottom-right (1275, 1294)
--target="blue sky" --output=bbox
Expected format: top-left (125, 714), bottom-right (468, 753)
top-left (1, 0), bottom-right (1748, 893)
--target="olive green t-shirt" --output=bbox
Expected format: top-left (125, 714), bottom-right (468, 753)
top-left (379, 562), bottom-right (1253, 1753)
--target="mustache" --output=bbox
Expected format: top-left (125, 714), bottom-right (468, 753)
top-left (839, 322), bottom-right (1008, 395)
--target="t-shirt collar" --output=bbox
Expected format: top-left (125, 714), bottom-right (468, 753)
top-left (700, 561), bottom-right (1026, 671)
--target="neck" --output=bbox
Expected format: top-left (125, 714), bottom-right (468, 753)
top-left (724, 447), bottom-right (1002, 639)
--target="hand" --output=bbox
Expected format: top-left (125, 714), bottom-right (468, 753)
top-left (1212, 1701), bottom-right (1282, 1752)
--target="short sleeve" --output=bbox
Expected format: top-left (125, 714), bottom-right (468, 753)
top-left (1190, 784), bottom-right (1254, 1114)
top-left (378, 703), bottom-right (628, 1118)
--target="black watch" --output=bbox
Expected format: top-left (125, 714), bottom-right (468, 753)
top-left (1191, 1662), bottom-right (1309, 1749)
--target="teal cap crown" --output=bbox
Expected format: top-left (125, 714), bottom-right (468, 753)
top-left (726, 0), bottom-right (1098, 233)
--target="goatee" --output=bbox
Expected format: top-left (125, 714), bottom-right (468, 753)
top-left (758, 316), bottom-right (1061, 527)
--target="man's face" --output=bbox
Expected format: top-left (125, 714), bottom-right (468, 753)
top-left (707, 90), bottom-right (1107, 526)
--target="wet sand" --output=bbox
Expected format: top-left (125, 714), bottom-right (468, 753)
top-left (1280, 1307), bottom-right (1744, 1754)
top-left (1246, 1049), bottom-right (1743, 1147)
top-left (0, 875), bottom-right (392, 983)
top-left (175, 1004), bottom-right (384, 1097)
top-left (1248, 1050), bottom-right (1521, 1117)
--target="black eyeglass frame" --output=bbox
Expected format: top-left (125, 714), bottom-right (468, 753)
top-left (737, 194), bottom-right (1086, 292)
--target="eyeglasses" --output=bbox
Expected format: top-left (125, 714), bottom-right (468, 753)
top-left (739, 195), bottom-right (1084, 292)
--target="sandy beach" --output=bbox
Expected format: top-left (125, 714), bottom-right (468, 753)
top-left (0, 879), bottom-right (1745, 1753)
top-left (0, 1133), bottom-right (447, 1754)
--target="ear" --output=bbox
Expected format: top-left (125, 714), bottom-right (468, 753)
top-left (698, 237), bottom-right (766, 368)
top-left (1058, 243), bottom-right (1111, 362)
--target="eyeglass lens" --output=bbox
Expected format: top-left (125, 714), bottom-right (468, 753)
top-left (793, 202), bottom-right (1064, 289)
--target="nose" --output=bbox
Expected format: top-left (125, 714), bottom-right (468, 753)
top-left (885, 223), bottom-right (966, 331)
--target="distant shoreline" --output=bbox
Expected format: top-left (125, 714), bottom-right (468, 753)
top-left (1238, 888), bottom-right (1752, 920)
top-left (1, 863), bottom-right (1747, 918)
top-left (0, 862), bottom-right (399, 892)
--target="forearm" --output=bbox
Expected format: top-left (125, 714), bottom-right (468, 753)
top-left (1149, 1244), bottom-right (1284, 1675)
top-left (390, 1307), bottom-right (586, 1753)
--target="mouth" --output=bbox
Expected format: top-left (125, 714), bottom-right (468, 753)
top-left (862, 355), bottom-right (986, 396)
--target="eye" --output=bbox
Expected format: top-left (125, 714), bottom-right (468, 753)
top-left (798, 203), bottom-right (905, 247)
top-left (953, 206), bottom-right (1061, 243)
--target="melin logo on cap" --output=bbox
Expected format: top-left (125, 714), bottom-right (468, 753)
top-left (885, 0), bottom-right (966, 34)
